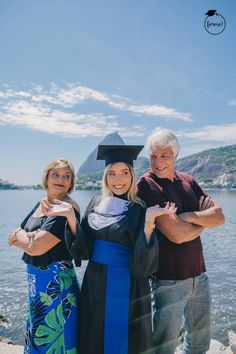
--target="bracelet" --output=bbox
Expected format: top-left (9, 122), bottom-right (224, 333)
top-left (14, 227), bottom-right (21, 238)
top-left (144, 221), bottom-right (156, 230)
top-left (13, 227), bottom-right (21, 239)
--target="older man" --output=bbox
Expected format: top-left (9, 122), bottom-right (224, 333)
top-left (136, 129), bottom-right (225, 354)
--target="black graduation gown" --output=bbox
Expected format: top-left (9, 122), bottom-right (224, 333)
top-left (66, 197), bottom-right (159, 354)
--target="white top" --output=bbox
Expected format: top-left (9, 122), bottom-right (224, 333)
top-left (88, 196), bottom-right (130, 230)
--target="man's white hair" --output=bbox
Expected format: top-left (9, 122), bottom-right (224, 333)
top-left (146, 128), bottom-right (180, 157)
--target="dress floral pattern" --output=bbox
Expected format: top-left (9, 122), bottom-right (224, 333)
top-left (24, 260), bottom-right (80, 354)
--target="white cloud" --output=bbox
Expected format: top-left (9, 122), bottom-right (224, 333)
top-left (124, 104), bottom-right (192, 121)
top-left (228, 99), bottom-right (236, 106)
top-left (0, 89), bottom-right (31, 99)
top-left (0, 103), bottom-right (103, 137)
top-left (204, 91), bottom-right (224, 100)
top-left (57, 84), bottom-right (193, 121)
top-left (175, 124), bottom-right (236, 158)
top-left (177, 123), bottom-right (236, 143)
top-left (179, 144), bottom-right (222, 159)
top-left (1, 83), bottom-right (192, 121)
top-left (0, 82), bottom-right (193, 138)
top-left (0, 100), bottom-right (144, 138)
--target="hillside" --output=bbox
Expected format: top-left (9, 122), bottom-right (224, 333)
top-left (0, 179), bottom-right (18, 190)
top-left (1, 142), bottom-right (235, 190)
top-left (175, 144), bottom-right (236, 188)
top-left (0, 179), bottom-right (41, 190)
top-left (77, 156), bottom-right (150, 190)
top-left (77, 144), bottom-right (236, 190)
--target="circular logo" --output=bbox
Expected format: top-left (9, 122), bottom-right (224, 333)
top-left (204, 10), bottom-right (226, 35)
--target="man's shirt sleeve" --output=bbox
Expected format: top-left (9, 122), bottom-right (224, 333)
top-left (137, 177), bottom-right (165, 207)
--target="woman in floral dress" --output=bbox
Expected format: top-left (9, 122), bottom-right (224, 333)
top-left (9, 157), bottom-right (80, 354)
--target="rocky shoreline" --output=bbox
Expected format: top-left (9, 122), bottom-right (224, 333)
top-left (0, 336), bottom-right (235, 354)
top-left (0, 339), bottom-right (23, 354)
top-left (1, 314), bottom-right (235, 354)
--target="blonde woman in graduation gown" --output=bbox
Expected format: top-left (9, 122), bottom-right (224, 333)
top-left (41, 145), bottom-right (176, 354)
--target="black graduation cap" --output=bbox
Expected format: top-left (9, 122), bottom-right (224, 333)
top-left (205, 10), bottom-right (217, 16)
top-left (97, 144), bottom-right (144, 167)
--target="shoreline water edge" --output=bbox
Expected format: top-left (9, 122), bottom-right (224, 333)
top-left (1, 190), bottom-right (235, 353)
top-left (1, 314), bottom-right (236, 354)
top-left (0, 335), bottom-right (235, 354)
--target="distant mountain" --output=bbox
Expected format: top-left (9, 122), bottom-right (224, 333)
top-left (2, 141), bottom-right (235, 190)
top-left (76, 142), bottom-right (236, 190)
top-left (76, 156), bottom-right (149, 190)
top-left (176, 144), bottom-right (236, 188)
top-left (133, 156), bottom-right (150, 178)
top-left (77, 131), bottom-right (125, 176)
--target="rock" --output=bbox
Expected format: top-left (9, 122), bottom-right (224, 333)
top-left (0, 315), bottom-right (9, 324)
top-left (77, 131), bottom-right (125, 176)
top-left (175, 338), bottom-right (234, 353)
top-left (0, 337), bottom-right (15, 345)
top-left (0, 342), bottom-right (23, 354)
top-left (208, 339), bottom-right (229, 353)
top-left (228, 330), bottom-right (236, 353)
top-left (175, 144), bottom-right (236, 188)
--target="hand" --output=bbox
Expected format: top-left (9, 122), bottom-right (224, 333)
top-left (41, 199), bottom-right (73, 218)
top-left (27, 229), bottom-right (40, 246)
top-left (8, 227), bottom-right (21, 246)
top-left (199, 196), bottom-right (215, 211)
top-left (8, 232), bottom-right (17, 246)
top-left (145, 202), bottom-right (177, 223)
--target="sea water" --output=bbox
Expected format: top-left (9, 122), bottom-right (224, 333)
top-left (0, 189), bottom-right (235, 345)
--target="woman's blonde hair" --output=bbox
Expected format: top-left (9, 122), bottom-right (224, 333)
top-left (42, 157), bottom-right (76, 194)
top-left (101, 163), bottom-right (143, 204)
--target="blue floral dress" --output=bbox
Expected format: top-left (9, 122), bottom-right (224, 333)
top-left (20, 202), bottom-right (80, 354)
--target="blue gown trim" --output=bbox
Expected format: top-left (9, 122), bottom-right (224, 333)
top-left (92, 240), bottom-right (131, 354)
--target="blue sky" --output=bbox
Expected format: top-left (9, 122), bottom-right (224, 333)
top-left (0, 0), bottom-right (235, 184)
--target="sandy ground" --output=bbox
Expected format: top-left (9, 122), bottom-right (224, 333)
top-left (0, 342), bottom-right (23, 354)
